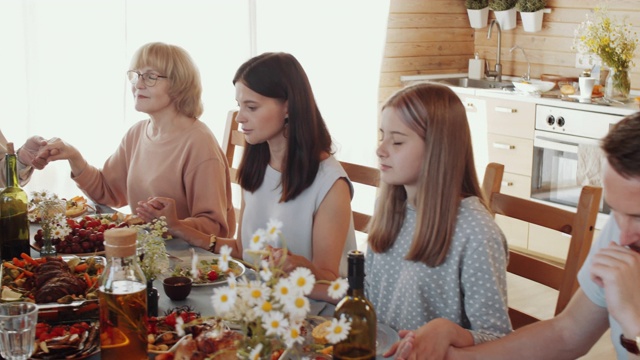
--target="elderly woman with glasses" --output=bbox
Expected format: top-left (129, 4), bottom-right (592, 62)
top-left (38, 42), bottom-right (235, 247)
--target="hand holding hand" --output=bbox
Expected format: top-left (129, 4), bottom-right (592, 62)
top-left (385, 319), bottom-right (472, 360)
top-left (384, 330), bottom-right (415, 360)
top-left (266, 245), bottom-right (311, 274)
top-left (31, 137), bottom-right (63, 170)
top-left (590, 242), bottom-right (640, 333)
top-left (136, 197), bottom-right (179, 227)
top-left (17, 136), bottom-right (47, 169)
top-left (34, 137), bottom-right (86, 175)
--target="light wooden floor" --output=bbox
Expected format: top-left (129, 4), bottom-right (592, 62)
top-left (507, 273), bottom-right (615, 359)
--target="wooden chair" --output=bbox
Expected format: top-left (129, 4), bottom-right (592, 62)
top-left (222, 110), bottom-right (244, 220)
top-left (340, 160), bottom-right (380, 233)
top-left (482, 162), bottom-right (603, 329)
top-left (222, 110), bottom-right (380, 233)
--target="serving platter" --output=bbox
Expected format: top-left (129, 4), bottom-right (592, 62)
top-left (30, 239), bottom-right (106, 257)
top-left (169, 256), bottom-right (246, 286)
top-left (30, 214), bottom-right (128, 256)
top-left (1, 255), bottom-right (104, 306)
top-left (31, 320), bottom-right (100, 360)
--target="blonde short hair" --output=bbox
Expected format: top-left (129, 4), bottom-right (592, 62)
top-left (130, 42), bottom-right (203, 118)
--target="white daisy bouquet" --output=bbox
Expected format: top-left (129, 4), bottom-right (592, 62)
top-left (210, 219), bottom-right (352, 359)
top-left (28, 190), bottom-right (71, 243)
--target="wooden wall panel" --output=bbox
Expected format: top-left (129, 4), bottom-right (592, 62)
top-left (380, 0), bottom-right (640, 103)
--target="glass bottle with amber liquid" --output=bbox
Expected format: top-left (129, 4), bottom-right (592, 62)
top-left (0, 143), bottom-right (30, 261)
top-left (98, 228), bottom-right (148, 360)
top-left (333, 250), bottom-right (377, 360)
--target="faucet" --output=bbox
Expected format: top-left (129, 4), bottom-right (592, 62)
top-left (485, 19), bottom-right (502, 82)
top-left (510, 45), bottom-right (530, 82)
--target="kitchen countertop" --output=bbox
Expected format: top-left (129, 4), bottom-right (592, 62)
top-left (400, 73), bottom-right (639, 116)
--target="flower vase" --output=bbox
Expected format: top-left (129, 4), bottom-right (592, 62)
top-left (39, 236), bottom-right (57, 258)
top-left (605, 67), bottom-right (631, 101)
top-left (147, 280), bottom-right (159, 317)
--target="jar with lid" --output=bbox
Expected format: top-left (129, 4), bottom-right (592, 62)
top-left (98, 228), bottom-right (148, 359)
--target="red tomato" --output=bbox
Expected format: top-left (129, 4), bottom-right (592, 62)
top-left (207, 271), bottom-right (219, 281)
top-left (165, 313), bottom-right (177, 327)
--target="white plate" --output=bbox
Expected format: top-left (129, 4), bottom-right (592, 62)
top-left (376, 322), bottom-right (400, 356)
top-left (512, 80), bottom-right (555, 93)
top-left (169, 257), bottom-right (246, 287)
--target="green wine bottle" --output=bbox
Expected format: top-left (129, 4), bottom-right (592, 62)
top-left (333, 250), bottom-right (377, 360)
top-left (0, 142), bottom-right (30, 261)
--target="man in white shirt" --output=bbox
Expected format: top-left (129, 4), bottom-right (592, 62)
top-left (392, 112), bottom-right (640, 360)
top-left (0, 130), bottom-right (49, 186)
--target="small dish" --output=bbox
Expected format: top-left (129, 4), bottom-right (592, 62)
top-left (163, 276), bottom-right (193, 301)
top-left (558, 81), bottom-right (579, 96)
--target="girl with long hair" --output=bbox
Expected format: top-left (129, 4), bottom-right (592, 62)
top-left (367, 83), bottom-right (511, 359)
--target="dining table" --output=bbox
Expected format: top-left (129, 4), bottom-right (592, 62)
top-left (27, 221), bottom-right (336, 359)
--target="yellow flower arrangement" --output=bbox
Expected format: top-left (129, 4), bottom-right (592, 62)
top-left (207, 219), bottom-right (351, 359)
top-left (573, 7), bottom-right (638, 97)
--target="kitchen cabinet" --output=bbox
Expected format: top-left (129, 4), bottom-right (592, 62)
top-left (486, 98), bottom-right (534, 253)
top-left (455, 93), bottom-right (488, 181)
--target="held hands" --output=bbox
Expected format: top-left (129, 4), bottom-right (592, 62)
top-left (590, 242), bottom-right (640, 333)
top-left (385, 318), bottom-right (472, 360)
top-left (33, 137), bottom-right (84, 174)
top-left (18, 136), bottom-right (48, 169)
top-left (266, 245), bottom-right (311, 274)
top-left (136, 197), bottom-right (179, 227)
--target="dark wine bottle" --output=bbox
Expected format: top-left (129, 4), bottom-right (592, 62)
top-left (0, 143), bottom-right (30, 261)
top-left (333, 250), bottom-right (376, 360)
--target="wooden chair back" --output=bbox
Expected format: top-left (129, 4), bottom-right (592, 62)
top-left (482, 162), bottom-right (603, 329)
top-left (222, 110), bottom-right (380, 233)
top-left (340, 161), bottom-right (380, 233)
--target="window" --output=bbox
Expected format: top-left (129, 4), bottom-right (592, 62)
top-left (0, 0), bottom-right (388, 209)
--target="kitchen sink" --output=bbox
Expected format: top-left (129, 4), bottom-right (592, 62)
top-left (429, 77), bottom-right (515, 90)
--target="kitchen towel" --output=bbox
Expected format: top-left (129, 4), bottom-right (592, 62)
top-left (576, 144), bottom-right (604, 187)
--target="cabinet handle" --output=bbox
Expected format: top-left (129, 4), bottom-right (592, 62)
top-left (494, 106), bottom-right (517, 113)
top-left (501, 181), bottom-right (514, 187)
top-left (493, 142), bottom-right (516, 150)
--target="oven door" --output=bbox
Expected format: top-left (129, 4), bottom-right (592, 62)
top-left (531, 130), bottom-right (609, 214)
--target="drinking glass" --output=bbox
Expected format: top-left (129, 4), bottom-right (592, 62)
top-left (0, 302), bottom-right (38, 360)
top-left (578, 77), bottom-right (596, 100)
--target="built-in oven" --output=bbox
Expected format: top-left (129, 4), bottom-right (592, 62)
top-left (531, 105), bottom-right (622, 226)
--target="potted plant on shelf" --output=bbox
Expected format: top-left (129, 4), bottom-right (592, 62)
top-left (490, 0), bottom-right (517, 30)
top-left (517, 0), bottom-right (546, 32)
top-left (465, 0), bottom-right (489, 29)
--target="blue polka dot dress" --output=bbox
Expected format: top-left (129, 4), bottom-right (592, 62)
top-left (365, 196), bottom-right (512, 344)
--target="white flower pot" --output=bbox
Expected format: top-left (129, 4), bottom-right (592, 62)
top-left (520, 10), bottom-right (544, 32)
top-left (493, 8), bottom-right (517, 31)
top-left (467, 7), bottom-right (489, 29)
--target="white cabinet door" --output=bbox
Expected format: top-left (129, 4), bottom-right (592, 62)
top-left (457, 95), bottom-right (488, 181)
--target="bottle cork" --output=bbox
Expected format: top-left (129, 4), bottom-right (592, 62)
top-left (104, 227), bottom-right (137, 257)
top-left (6, 142), bottom-right (15, 154)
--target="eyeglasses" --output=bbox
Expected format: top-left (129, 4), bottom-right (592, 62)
top-left (127, 70), bottom-right (168, 87)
